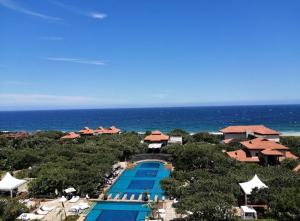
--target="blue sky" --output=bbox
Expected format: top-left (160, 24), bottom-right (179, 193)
top-left (0, 0), bottom-right (300, 110)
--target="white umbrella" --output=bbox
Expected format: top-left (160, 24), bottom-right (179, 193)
top-left (64, 187), bottom-right (76, 193)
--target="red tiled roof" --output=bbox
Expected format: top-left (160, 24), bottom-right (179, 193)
top-left (261, 149), bottom-right (283, 156)
top-left (94, 126), bottom-right (121, 134)
top-left (226, 149), bottom-right (260, 162)
top-left (79, 127), bottom-right (94, 135)
top-left (1, 131), bottom-right (29, 139)
top-left (223, 138), bottom-right (234, 144)
top-left (241, 138), bottom-right (289, 150)
top-left (284, 151), bottom-right (299, 160)
top-left (220, 125), bottom-right (280, 135)
top-left (61, 132), bottom-right (80, 139)
top-left (144, 130), bottom-right (169, 142)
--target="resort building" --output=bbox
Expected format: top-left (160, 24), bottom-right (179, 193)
top-left (60, 132), bottom-right (80, 139)
top-left (94, 126), bottom-right (121, 135)
top-left (144, 130), bottom-right (169, 149)
top-left (79, 127), bottom-right (94, 136)
top-left (220, 125), bottom-right (280, 142)
top-left (227, 138), bottom-right (298, 165)
top-left (0, 131), bottom-right (29, 139)
top-left (168, 136), bottom-right (183, 145)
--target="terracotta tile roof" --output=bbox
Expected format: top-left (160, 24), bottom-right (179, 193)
top-left (226, 149), bottom-right (260, 162)
top-left (261, 149), bottom-right (283, 156)
top-left (220, 125), bottom-right (280, 135)
top-left (223, 138), bottom-right (234, 144)
top-left (144, 130), bottom-right (169, 142)
top-left (1, 131), bottom-right (29, 139)
top-left (61, 132), bottom-right (80, 139)
top-left (283, 151), bottom-right (299, 160)
top-left (94, 126), bottom-right (121, 134)
top-left (79, 127), bottom-right (94, 135)
top-left (241, 138), bottom-right (289, 150)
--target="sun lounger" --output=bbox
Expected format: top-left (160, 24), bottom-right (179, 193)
top-left (41, 205), bottom-right (54, 211)
top-left (69, 196), bottom-right (80, 203)
top-left (69, 205), bottom-right (81, 212)
top-left (58, 196), bottom-right (67, 202)
top-left (78, 202), bottom-right (90, 210)
top-left (158, 209), bottom-right (166, 213)
top-left (17, 213), bottom-right (44, 220)
top-left (36, 208), bottom-right (48, 215)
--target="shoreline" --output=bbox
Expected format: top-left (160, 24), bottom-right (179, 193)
top-left (2, 130), bottom-right (300, 137)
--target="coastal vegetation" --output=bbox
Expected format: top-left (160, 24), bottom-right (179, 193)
top-left (161, 141), bottom-right (300, 221)
top-left (0, 131), bottom-right (146, 199)
top-left (0, 130), bottom-right (299, 220)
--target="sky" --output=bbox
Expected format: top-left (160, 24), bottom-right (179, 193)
top-left (0, 0), bottom-right (300, 110)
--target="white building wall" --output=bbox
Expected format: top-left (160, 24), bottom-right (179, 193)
top-left (254, 134), bottom-right (280, 142)
top-left (224, 133), bottom-right (247, 140)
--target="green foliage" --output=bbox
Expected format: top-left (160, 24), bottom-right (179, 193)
top-left (0, 198), bottom-right (29, 221)
top-left (281, 159), bottom-right (299, 170)
top-left (192, 132), bottom-right (222, 144)
top-left (0, 131), bottom-right (145, 198)
top-left (162, 142), bottom-right (300, 221)
top-left (280, 136), bottom-right (300, 157)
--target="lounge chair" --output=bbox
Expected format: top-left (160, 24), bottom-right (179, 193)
top-left (41, 205), bottom-right (54, 211)
top-left (78, 202), bottom-right (90, 210)
top-left (58, 196), bottom-right (67, 202)
top-left (158, 209), bottom-right (166, 213)
top-left (17, 213), bottom-right (44, 220)
top-left (69, 205), bottom-right (81, 212)
top-left (69, 196), bottom-right (80, 203)
top-left (36, 208), bottom-right (48, 215)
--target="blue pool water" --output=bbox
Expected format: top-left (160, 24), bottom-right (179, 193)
top-left (86, 202), bottom-right (150, 221)
top-left (86, 161), bottom-right (169, 221)
top-left (108, 161), bottom-right (170, 200)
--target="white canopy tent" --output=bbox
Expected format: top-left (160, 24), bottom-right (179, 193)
top-left (239, 174), bottom-right (268, 205)
top-left (0, 172), bottom-right (27, 197)
top-left (64, 187), bottom-right (76, 194)
top-left (241, 206), bottom-right (257, 220)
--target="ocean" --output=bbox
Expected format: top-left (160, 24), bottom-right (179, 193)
top-left (1, 105), bottom-right (300, 134)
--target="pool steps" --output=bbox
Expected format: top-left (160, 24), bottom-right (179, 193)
top-left (121, 194), bottom-right (127, 200)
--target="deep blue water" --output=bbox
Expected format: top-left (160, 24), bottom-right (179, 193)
top-left (1, 105), bottom-right (300, 133)
top-left (85, 202), bottom-right (150, 221)
top-left (108, 161), bottom-right (170, 200)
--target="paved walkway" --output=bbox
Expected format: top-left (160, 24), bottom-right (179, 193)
top-left (40, 198), bottom-right (90, 221)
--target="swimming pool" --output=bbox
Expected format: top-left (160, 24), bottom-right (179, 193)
top-left (85, 202), bottom-right (150, 221)
top-left (108, 161), bottom-right (170, 200)
top-left (85, 161), bottom-right (170, 221)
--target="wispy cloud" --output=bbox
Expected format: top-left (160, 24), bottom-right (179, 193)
top-left (40, 36), bottom-right (64, 41)
top-left (90, 12), bottom-right (107, 20)
top-left (0, 0), bottom-right (62, 21)
top-left (51, 1), bottom-right (107, 20)
top-left (43, 57), bottom-right (105, 66)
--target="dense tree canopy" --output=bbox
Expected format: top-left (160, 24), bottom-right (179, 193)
top-left (0, 130), bottom-right (299, 221)
top-left (0, 131), bottom-right (146, 198)
top-left (161, 142), bottom-right (300, 221)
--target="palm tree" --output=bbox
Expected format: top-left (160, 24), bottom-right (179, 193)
top-left (143, 201), bottom-right (159, 219)
top-left (56, 202), bottom-right (67, 221)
